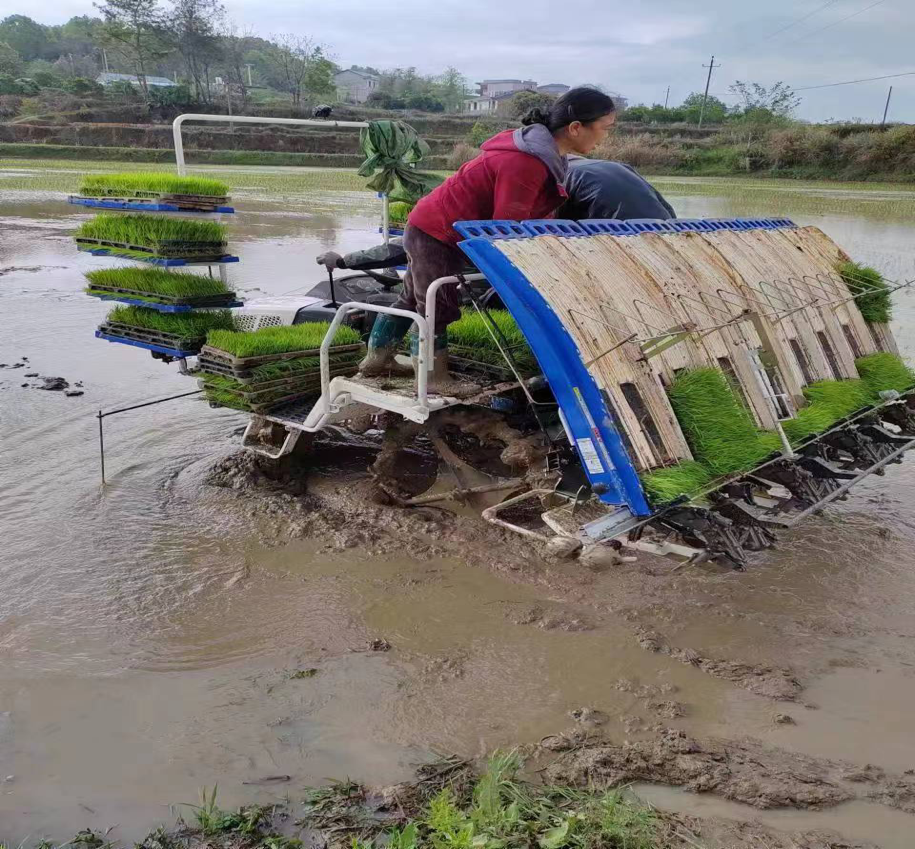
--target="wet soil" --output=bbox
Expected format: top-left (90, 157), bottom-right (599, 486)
top-left (4, 178), bottom-right (915, 848)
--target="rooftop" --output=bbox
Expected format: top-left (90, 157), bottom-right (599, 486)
top-left (96, 72), bottom-right (176, 87)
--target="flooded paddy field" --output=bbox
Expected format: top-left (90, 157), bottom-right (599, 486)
top-left (2, 160), bottom-right (915, 847)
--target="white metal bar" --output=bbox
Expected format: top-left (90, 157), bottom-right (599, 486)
top-left (171, 113), bottom-right (369, 175)
top-left (424, 274), bottom-right (486, 370)
top-left (317, 302), bottom-right (428, 411)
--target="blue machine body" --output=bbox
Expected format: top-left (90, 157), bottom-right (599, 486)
top-left (454, 217), bottom-right (798, 518)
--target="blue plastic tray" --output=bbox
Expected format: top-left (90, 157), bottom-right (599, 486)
top-left (78, 247), bottom-right (240, 266)
top-left (86, 293), bottom-right (243, 312)
top-left (69, 196), bottom-right (234, 214)
top-left (95, 329), bottom-right (197, 357)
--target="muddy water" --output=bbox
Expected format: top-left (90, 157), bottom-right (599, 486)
top-left (2, 172), bottom-right (915, 846)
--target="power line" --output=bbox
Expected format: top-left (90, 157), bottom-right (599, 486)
top-left (793, 70), bottom-right (915, 91)
top-left (781, 0), bottom-right (890, 46)
top-left (747, 0), bottom-right (844, 47)
top-left (711, 69), bottom-right (915, 97)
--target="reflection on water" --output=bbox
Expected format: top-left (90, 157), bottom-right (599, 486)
top-left (1, 179), bottom-right (915, 843)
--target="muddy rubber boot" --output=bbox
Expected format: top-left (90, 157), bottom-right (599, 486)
top-left (358, 314), bottom-right (414, 377)
top-left (412, 332), bottom-right (478, 396)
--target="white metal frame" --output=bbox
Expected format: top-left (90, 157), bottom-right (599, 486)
top-left (171, 113), bottom-right (392, 243)
top-left (298, 273), bottom-right (487, 432)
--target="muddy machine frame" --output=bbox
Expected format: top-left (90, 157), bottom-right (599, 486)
top-left (248, 216), bottom-right (915, 568)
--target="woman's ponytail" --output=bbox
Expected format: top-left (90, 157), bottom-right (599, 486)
top-left (520, 107), bottom-right (550, 127)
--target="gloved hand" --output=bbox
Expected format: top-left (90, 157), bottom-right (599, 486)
top-left (316, 251), bottom-right (344, 272)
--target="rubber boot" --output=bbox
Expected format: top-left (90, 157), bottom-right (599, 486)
top-left (411, 331), bottom-right (478, 396)
top-left (358, 314), bottom-right (414, 377)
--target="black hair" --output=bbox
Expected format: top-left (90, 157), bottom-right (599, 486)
top-left (521, 86), bottom-right (616, 133)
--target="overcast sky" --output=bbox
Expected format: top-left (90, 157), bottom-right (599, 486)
top-left (17, 0), bottom-right (914, 122)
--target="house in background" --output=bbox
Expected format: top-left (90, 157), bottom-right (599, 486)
top-left (334, 68), bottom-right (379, 103)
top-left (96, 72), bottom-right (177, 88)
top-left (463, 80), bottom-right (574, 114)
top-left (537, 83), bottom-right (570, 96)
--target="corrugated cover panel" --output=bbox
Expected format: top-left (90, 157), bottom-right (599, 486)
top-left (492, 226), bottom-right (877, 470)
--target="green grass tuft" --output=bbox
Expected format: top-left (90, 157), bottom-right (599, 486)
top-left (206, 323), bottom-right (362, 358)
top-left (449, 309), bottom-right (539, 373)
top-left (76, 214), bottom-right (227, 252)
top-left (838, 260), bottom-right (892, 324)
top-left (856, 352), bottom-right (915, 395)
top-left (668, 368), bottom-right (778, 477)
top-left (80, 172), bottom-right (229, 198)
top-left (85, 267), bottom-right (230, 299)
top-left (106, 305), bottom-right (235, 337)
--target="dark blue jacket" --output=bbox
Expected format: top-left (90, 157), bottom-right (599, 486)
top-left (561, 158), bottom-right (676, 221)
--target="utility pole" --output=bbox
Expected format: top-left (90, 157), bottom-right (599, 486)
top-left (245, 63), bottom-right (253, 87)
top-left (102, 48), bottom-right (109, 73)
top-left (698, 55), bottom-right (719, 129)
top-left (880, 85), bottom-right (893, 127)
top-left (664, 86), bottom-right (670, 109)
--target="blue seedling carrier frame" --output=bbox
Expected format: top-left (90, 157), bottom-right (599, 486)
top-left (68, 196), bottom-right (234, 214)
top-left (454, 217), bottom-right (797, 518)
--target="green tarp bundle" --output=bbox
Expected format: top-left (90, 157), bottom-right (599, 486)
top-left (358, 120), bottom-right (443, 204)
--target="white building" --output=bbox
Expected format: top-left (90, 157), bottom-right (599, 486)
top-left (334, 68), bottom-right (379, 104)
top-left (463, 80), bottom-right (575, 114)
top-left (96, 72), bottom-right (177, 88)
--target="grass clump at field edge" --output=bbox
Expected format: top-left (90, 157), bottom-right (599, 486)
top-left (85, 267), bottom-right (231, 300)
top-left (76, 214), bottom-right (227, 252)
top-left (206, 322), bottom-right (362, 358)
top-left (838, 261), bottom-right (892, 324)
top-left (106, 305), bottom-right (235, 338)
top-left (358, 751), bottom-right (659, 849)
top-left (449, 309), bottom-right (539, 374)
top-left (80, 172), bottom-right (229, 198)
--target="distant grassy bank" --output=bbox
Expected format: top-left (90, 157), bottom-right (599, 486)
top-left (597, 123), bottom-right (915, 184)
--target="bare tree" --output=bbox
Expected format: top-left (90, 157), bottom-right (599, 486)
top-left (265, 33), bottom-right (319, 106)
top-left (167, 0), bottom-right (224, 103)
top-left (96, 0), bottom-right (170, 100)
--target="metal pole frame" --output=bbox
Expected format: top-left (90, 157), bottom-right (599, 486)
top-left (171, 113), bottom-right (369, 175)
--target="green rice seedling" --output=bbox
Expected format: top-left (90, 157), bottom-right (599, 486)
top-left (106, 305), bottom-right (234, 337)
top-left (76, 214), bottom-right (227, 254)
top-left (781, 378), bottom-right (873, 443)
top-left (641, 461), bottom-right (713, 503)
top-left (80, 172), bottom-right (229, 198)
top-left (203, 387), bottom-right (250, 411)
top-left (85, 267), bottom-right (230, 299)
top-left (388, 201), bottom-right (413, 225)
top-left (449, 308), bottom-right (538, 373)
top-left (667, 368), bottom-right (778, 476)
top-left (838, 261), bottom-right (892, 324)
top-left (855, 352), bottom-right (915, 395)
top-left (206, 323), bottom-right (362, 358)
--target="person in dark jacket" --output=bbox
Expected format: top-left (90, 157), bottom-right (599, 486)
top-left (560, 156), bottom-right (676, 221)
top-left (359, 87), bottom-right (617, 389)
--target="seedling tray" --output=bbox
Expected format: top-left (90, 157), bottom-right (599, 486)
top-left (199, 342), bottom-right (364, 370)
top-left (449, 344), bottom-right (539, 381)
top-left (78, 246), bottom-right (240, 266)
top-left (95, 329), bottom-right (198, 358)
top-left (198, 351), bottom-right (362, 383)
top-left (69, 196), bottom-right (234, 214)
top-left (198, 366), bottom-right (355, 400)
top-left (98, 320), bottom-right (207, 353)
top-left (86, 283), bottom-right (241, 310)
top-left (75, 236), bottom-right (228, 258)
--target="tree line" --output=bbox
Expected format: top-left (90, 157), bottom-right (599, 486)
top-left (0, 8), bottom-right (470, 113)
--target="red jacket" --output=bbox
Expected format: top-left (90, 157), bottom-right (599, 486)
top-left (408, 129), bottom-right (566, 246)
